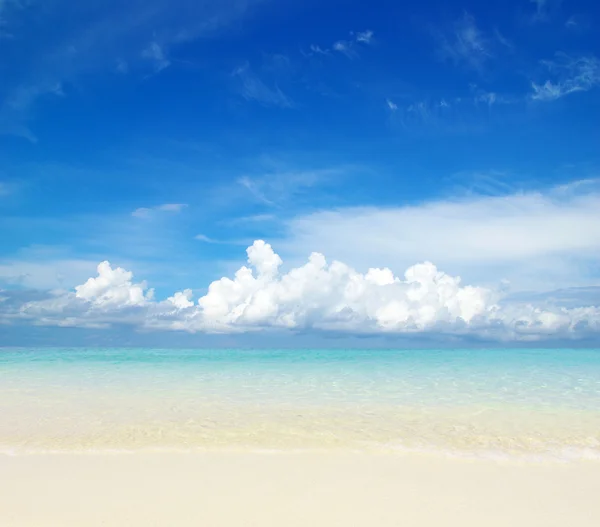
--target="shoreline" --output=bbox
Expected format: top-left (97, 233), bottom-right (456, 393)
top-left (2, 450), bottom-right (599, 526)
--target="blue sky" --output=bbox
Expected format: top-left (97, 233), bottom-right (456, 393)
top-left (1, 0), bottom-right (600, 345)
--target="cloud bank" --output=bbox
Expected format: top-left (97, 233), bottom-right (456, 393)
top-left (279, 180), bottom-right (600, 292)
top-left (10, 240), bottom-right (600, 341)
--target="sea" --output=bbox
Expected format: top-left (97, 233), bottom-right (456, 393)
top-left (1, 347), bottom-right (600, 460)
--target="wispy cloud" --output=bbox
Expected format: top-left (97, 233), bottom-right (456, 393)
top-left (470, 84), bottom-right (513, 107)
top-left (493, 29), bottom-right (513, 51)
top-left (223, 213), bottom-right (278, 226)
top-left (565, 14), bottom-right (590, 32)
top-left (386, 99), bottom-right (398, 111)
top-left (308, 44), bottom-right (328, 55)
top-left (237, 175), bottom-right (276, 205)
top-left (333, 40), bottom-right (352, 56)
top-left (0, 256), bottom-right (101, 290)
top-left (0, 81), bottom-right (64, 142)
top-left (389, 96), bottom-right (496, 134)
top-left (447, 170), bottom-right (520, 197)
top-left (236, 168), bottom-right (343, 207)
top-left (531, 54), bottom-right (600, 101)
top-left (475, 92), bottom-right (497, 106)
top-left (565, 15), bottom-right (577, 29)
top-left (389, 83), bottom-right (517, 132)
top-left (0, 0), bottom-right (26, 39)
top-left (354, 29), bottom-right (374, 44)
top-left (279, 179), bottom-right (600, 293)
top-left (527, 0), bottom-right (561, 23)
top-left (434, 12), bottom-right (511, 70)
top-left (194, 233), bottom-right (243, 245)
top-left (232, 62), bottom-right (294, 108)
top-left (531, 0), bottom-right (548, 16)
top-left (115, 58), bottom-right (129, 74)
top-left (240, 213), bottom-right (276, 222)
top-left (194, 234), bottom-right (219, 243)
top-left (0, 0), bottom-right (267, 141)
top-left (132, 203), bottom-right (188, 219)
top-left (311, 29), bottom-right (374, 59)
top-left (141, 42), bottom-right (170, 73)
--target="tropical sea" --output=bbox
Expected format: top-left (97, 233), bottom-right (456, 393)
top-left (2, 347), bottom-right (600, 459)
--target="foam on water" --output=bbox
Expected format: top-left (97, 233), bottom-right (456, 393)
top-left (1, 347), bottom-right (600, 459)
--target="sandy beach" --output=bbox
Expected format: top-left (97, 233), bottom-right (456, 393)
top-left (1, 451), bottom-right (599, 526)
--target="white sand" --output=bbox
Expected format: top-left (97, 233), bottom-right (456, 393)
top-left (1, 452), bottom-right (599, 526)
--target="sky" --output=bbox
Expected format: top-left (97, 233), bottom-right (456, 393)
top-left (1, 0), bottom-right (600, 346)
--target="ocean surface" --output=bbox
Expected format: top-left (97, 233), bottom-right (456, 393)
top-left (1, 347), bottom-right (600, 458)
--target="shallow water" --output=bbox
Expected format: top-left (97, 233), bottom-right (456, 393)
top-left (1, 347), bottom-right (600, 457)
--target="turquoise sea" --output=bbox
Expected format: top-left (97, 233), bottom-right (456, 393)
top-left (1, 348), bottom-right (600, 458)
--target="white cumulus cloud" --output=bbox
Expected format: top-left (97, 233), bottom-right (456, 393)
top-left (13, 241), bottom-right (600, 341)
top-left (167, 289), bottom-right (194, 309)
top-left (17, 261), bottom-right (154, 329)
top-left (75, 261), bottom-right (153, 307)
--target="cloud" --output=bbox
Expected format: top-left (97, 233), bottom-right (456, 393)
top-left (527, 0), bottom-right (561, 23)
top-left (0, 0), bottom-right (25, 39)
top-left (313, 29), bottom-right (374, 59)
top-left (475, 91), bottom-right (497, 105)
top-left (0, 81), bottom-right (64, 142)
top-left (232, 62), bottom-right (294, 108)
top-left (436, 12), bottom-right (491, 69)
top-left (132, 203), bottom-right (188, 218)
top-left (531, 54), bottom-right (600, 101)
top-left (386, 99), bottom-right (398, 111)
top-left (141, 42), bottom-right (170, 73)
top-left (237, 175), bottom-right (276, 205)
top-left (115, 58), bottom-right (129, 74)
top-left (167, 289), bottom-right (194, 309)
top-left (195, 234), bottom-right (217, 243)
top-left (156, 203), bottom-right (187, 212)
top-left (531, 0), bottom-right (547, 15)
top-left (236, 213), bottom-right (276, 223)
top-left (388, 89), bottom-right (517, 133)
top-left (74, 261), bottom-right (153, 307)
top-left (470, 85), bottom-right (512, 106)
top-left (235, 168), bottom-right (340, 207)
top-left (493, 29), bottom-right (513, 51)
top-left (0, 0), bottom-right (268, 140)
top-left (390, 98), bottom-right (460, 131)
top-left (565, 14), bottom-right (590, 32)
top-left (15, 261), bottom-right (154, 329)
top-left (565, 16), bottom-right (577, 29)
top-left (11, 240), bottom-right (600, 340)
top-left (354, 30), bottom-right (374, 44)
top-left (183, 241), bottom-right (494, 334)
top-left (277, 180), bottom-right (600, 292)
top-left (308, 44), bottom-right (328, 55)
top-left (333, 40), bottom-right (351, 55)
top-left (433, 13), bottom-right (514, 71)
top-left (0, 258), bottom-right (101, 290)
top-left (194, 234), bottom-right (236, 244)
